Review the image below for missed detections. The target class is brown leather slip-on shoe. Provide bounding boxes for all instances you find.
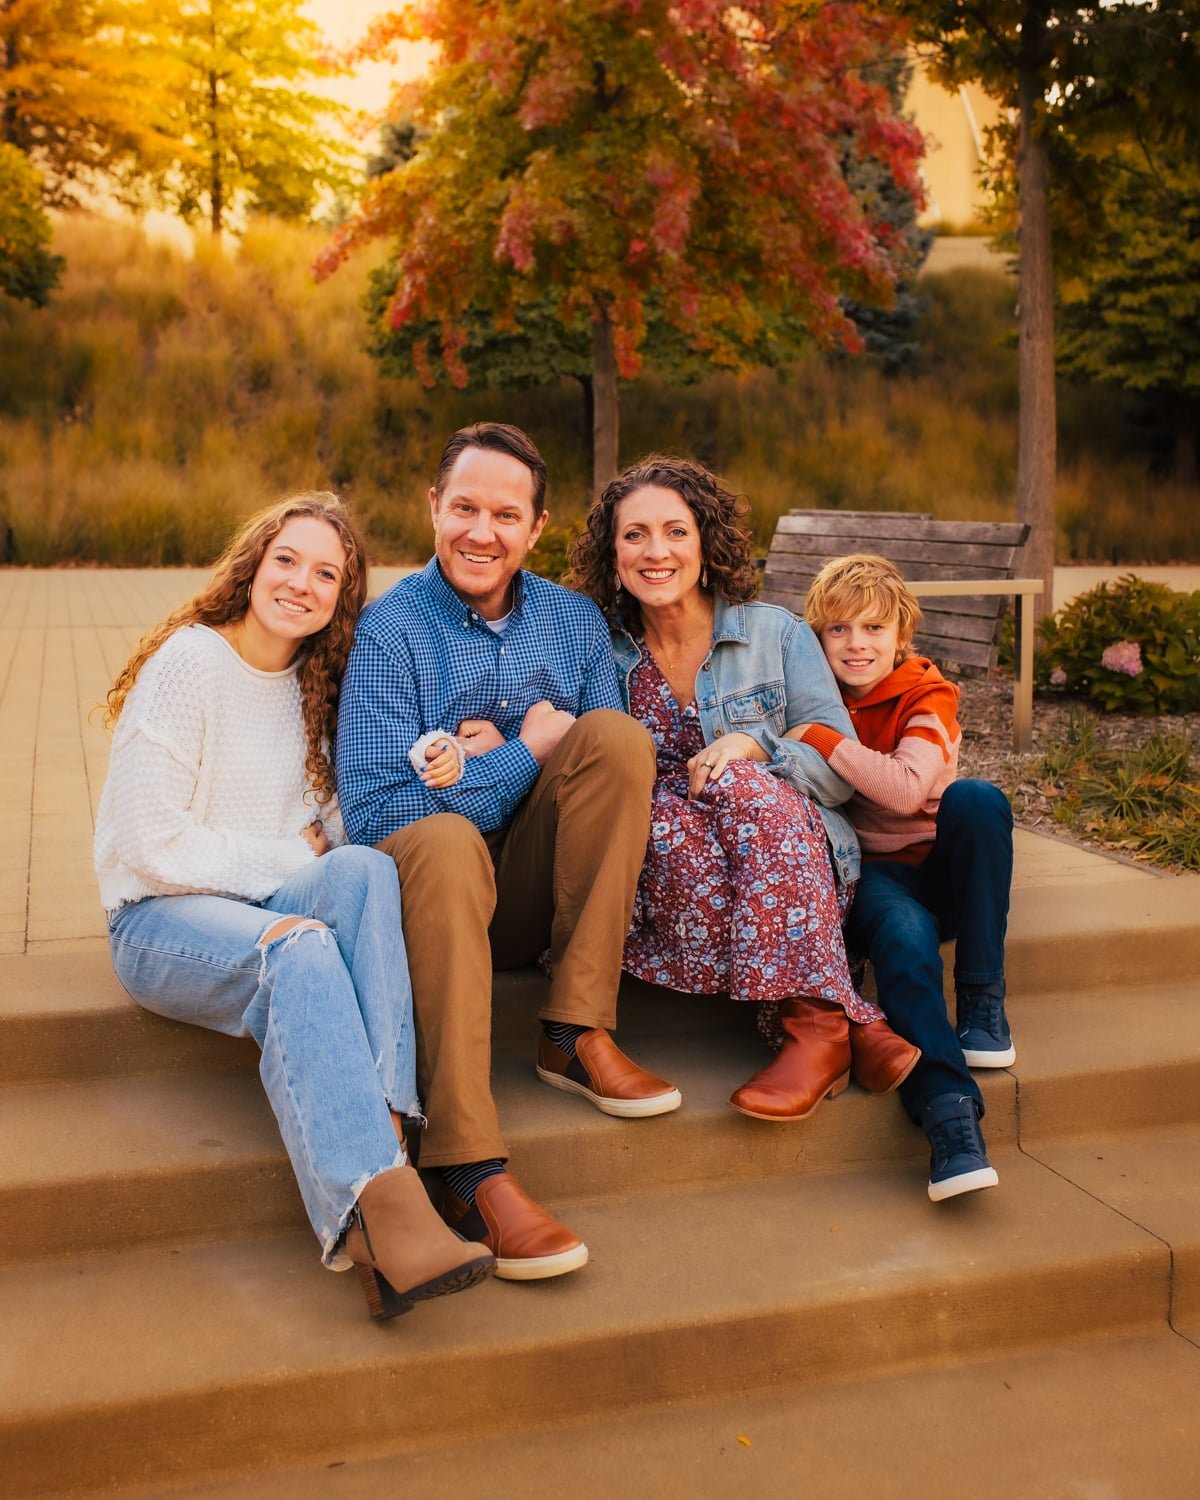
[442,1172,589,1281]
[536,1028,683,1118]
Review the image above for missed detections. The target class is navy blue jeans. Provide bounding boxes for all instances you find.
[844,779,1013,1123]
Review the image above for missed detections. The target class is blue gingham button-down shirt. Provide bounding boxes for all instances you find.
[336,559,623,843]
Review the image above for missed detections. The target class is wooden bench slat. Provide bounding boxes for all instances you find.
[764,561,1020,591]
[766,539,1023,571]
[778,514,1030,548]
[914,612,1001,645]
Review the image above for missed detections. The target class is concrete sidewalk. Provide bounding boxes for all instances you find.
[2,567,1184,960]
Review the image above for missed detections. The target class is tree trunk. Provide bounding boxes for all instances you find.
[591,309,619,496]
[1016,20,1056,625]
[2,15,21,147]
[578,372,595,477]
[1170,390,1199,487]
[208,68,222,236]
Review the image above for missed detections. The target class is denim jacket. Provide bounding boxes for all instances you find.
[611,596,861,885]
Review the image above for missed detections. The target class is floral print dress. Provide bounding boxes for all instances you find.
[623,654,881,1028]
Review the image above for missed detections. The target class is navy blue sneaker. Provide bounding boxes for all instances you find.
[956,987,1016,1068]
[920,1093,999,1202]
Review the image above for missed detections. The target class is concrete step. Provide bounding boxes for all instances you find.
[4,871,1198,1087]
[1029,1122,1200,1341]
[0,952,735,1089]
[153,1329,1200,1500]
[0,1035,1013,1264]
[5,980,1198,1265]
[0,1149,1174,1498]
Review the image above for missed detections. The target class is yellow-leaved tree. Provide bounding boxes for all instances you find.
[151,0,356,235]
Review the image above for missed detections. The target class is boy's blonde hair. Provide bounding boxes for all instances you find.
[804,553,922,660]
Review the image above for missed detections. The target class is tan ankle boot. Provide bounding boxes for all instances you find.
[343,1165,494,1320]
[729,997,851,1120]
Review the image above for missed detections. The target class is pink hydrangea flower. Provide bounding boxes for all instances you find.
[1049,667,1067,686]
[1100,640,1143,677]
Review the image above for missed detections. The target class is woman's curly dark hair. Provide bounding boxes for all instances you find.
[566,455,759,630]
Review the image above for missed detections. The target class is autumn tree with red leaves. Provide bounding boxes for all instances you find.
[319,0,924,491]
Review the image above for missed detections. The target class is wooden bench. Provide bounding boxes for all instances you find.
[760,510,1041,752]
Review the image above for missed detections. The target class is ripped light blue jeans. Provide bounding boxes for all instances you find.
[107,845,419,1266]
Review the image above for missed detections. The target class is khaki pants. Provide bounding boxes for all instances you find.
[376,709,655,1168]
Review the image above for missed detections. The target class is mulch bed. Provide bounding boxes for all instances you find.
[956,674,1199,868]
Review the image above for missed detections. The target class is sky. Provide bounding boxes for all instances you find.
[302,0,432,119]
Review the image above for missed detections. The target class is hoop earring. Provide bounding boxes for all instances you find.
[615,575,622,596]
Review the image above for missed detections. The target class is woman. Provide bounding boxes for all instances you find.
[567,457,920,1117]
[94,492,493,1319]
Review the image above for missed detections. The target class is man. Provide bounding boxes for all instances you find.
[337,422,677,1281]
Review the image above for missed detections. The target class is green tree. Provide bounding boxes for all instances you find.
[157,0,354,235]
[1057,159,1200,485]
[0,142,61,303]
[890,1,1200,616]
[320,0,924,492]
[841,54,932,372]
[0,0,177,202]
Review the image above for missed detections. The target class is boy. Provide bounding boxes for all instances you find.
[789,553,1015,1201]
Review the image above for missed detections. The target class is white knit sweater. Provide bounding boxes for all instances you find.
[94,625,345,913]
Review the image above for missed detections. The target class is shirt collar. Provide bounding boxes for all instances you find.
[420,557,528,627]
[711,595,748,645]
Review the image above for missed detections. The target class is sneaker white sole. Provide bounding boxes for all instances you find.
[961,1044,1016,1068]
[928,1165,999,1202]
[494,1241,590,1280]
[536,1064,683,1118]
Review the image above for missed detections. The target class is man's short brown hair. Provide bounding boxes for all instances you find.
[434,422,548,515]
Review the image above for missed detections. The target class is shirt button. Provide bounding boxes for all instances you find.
[500,700,508,708]
[499,646,505,655]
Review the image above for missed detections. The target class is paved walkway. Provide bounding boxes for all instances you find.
[1053,564,1200,612]
[4,567,1174,961]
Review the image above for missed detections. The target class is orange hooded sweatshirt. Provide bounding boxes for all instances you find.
[800,656,961,864]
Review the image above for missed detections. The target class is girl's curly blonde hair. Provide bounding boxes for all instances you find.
[566,454,758,630]
[102,492,368,803]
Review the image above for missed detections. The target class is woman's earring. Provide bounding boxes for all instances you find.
[701,564,709,588]
[615,575,622,596]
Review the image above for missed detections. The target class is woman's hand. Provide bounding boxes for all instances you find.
[687,732,768,798]
[420,736,463,789]
[302,820,331,856]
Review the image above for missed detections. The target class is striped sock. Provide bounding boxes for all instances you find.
[543,1020,590,1059]
[441,1159,505,1207]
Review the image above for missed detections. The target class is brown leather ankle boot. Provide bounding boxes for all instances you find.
[343,1165,494,1320]
[849,1019,922,1094]
[729,997,852,1120]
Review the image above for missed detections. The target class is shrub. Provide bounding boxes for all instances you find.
[1036,576,1200,714]
[1032,719,1200,874]
[524,519,583,584]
